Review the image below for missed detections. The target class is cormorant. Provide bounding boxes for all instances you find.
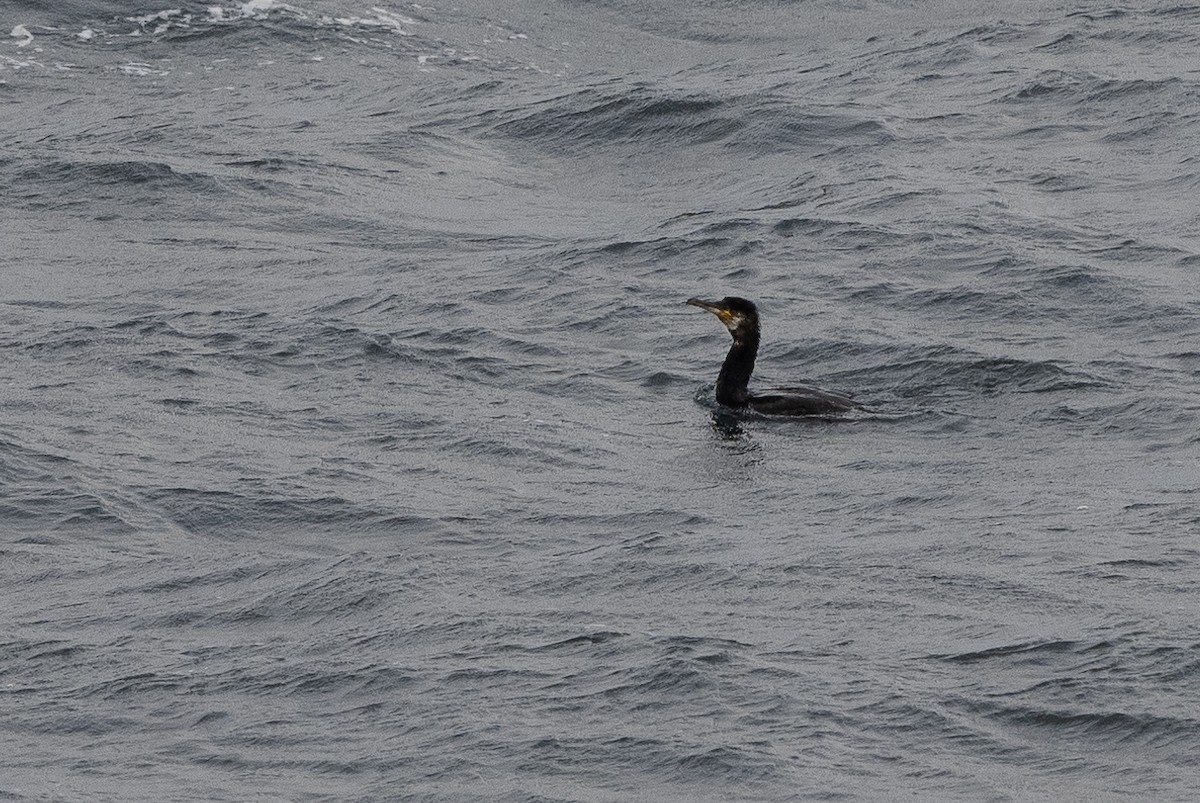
[686,296,859,416]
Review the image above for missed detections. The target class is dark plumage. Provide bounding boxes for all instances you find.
[686,296,859,416]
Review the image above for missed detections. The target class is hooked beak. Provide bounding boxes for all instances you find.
[686,297,732,322]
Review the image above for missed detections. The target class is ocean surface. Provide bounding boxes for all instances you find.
[3,0,1200,800]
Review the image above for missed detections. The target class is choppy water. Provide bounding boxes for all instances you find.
[3,1,1200,800]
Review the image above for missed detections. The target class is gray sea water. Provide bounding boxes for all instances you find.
[3,1,1200,800]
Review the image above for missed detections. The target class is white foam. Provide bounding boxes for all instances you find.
[332,8,416,36]
[77,29,95,41]
[106,1,426,44]
[128,10,181,26]
[11,25,34,47]
[1,54,41,70]
[119,62,169,76]
[372,7,418,26]
[241,0,276,14]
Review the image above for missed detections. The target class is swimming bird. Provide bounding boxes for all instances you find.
[686,296,859,416]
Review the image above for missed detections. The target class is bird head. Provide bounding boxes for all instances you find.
[686,296,759,338]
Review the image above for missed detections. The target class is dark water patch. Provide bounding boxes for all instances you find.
[971,700,1200,750]
[1091,20,1200,48]
[71,310,415,379]
[221,157,289,171]
[220,565,397,623]
[1012,262,1108,291]
[334,663,422,696]
[689,217,762,237]
[17,324,104,354]
[18,159,222,197]
[770,216,923,250]
[1002,72,1189,139]
[0,487,138,536]
[0,438,77,480]
[108,560,284,596]
[1068,234,1183,263]
[75,670,193,701]
[598,357,674,384]
[1035,32,1081,52]
[393,324,498,350]
[1000,71,1183,105]
[1064,8,1130,23]
[520,508,708,541]
[1084,77,1184,104]
[903,354,1102,396]
[1005,122,1097,140]
[2,639,87,665]
[443,666,553,689]
[3,299,74,311]
[177,659,430,700]
[526,558,745,599]
[1098,111,1184,144]
[661,634,752,654]
[846,281,1025,320]
[858,695,1007,757]
[566,215,907,278]
[140,487,430,538]
[841,189,938,215]
[489,86,738,152]
[512,732,787,796]
[533,631,629,651]
[643,369,689,388]
[111,315,191,337]
[934,639,1097,665]
[310,294,387,317]
[768,339,1106,399]
[1142,645,1200,684]
[586,656,714,702]
[1087,395,1200,438]
[482,83,892,158]
[737,107,894,153]
[13,708,140,738]
[1004,70,1087,102]
[1027,172,1092,193]
[585,235,746,265]
[1097,558,1185,569]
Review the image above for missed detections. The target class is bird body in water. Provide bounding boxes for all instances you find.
[686,296,859,416]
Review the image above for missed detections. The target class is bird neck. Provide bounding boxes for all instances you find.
[716,328,758,407]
